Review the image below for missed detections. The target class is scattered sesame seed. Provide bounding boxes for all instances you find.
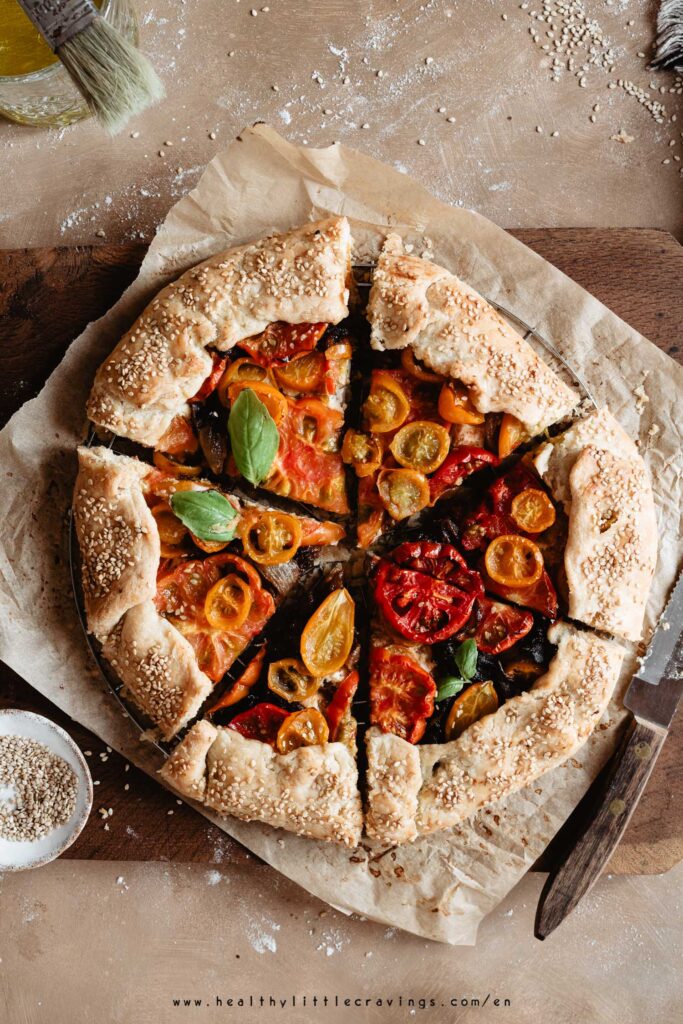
[208,131,216,140]
[417,138,426,145]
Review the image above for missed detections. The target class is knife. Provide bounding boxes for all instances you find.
[535,570,683,940]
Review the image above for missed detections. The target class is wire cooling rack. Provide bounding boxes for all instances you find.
[69,263,596,752]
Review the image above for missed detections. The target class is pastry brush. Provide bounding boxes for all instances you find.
[16,0,165,133]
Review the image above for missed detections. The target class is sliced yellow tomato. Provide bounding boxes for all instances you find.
[326,340,353,361]
[152,451,202,478]
[510,488,556,534]
[484,534,544,588]
[377,468,430,521]
[276,707,330,753]
[503,659,544,686]
[289,397,343,447]
[445,681,499,740]
[498,413,528,458]
[363,371,410,433]
[437,382,485,425]
[273,350,327,393]
[267,658,319,702]
[341,429,383,478]
[400,346,443,383]
[300,588,355,678]
[204,573,253,630]
[217,358,271,406]
[151,503,187,546]
[227,381,288,425]
[389,420,450,474]
[239,510,303,565]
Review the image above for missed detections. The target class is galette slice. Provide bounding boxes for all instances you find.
[87,216,351,449]
[73,446,344,740]
[348,234,580,545]
[364,539,625,844]
[455,408,657,642]
[159,571,363,846]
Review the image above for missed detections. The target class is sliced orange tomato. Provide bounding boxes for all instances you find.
[206,646,267,714]
[300,588,355,678]
[238,510,303,565]
[484,534,544,589]
[498,413,528,458]
[377,468,430,521]
[276,707,329,754]
[152,451,202,478]
[238,322,328,367]
[445,681,499,740]
[298,518,345,546]
[389,420,450,474]
[363,371,410,433]
[273,350,327,394]
[270,417,349,514]
[357,472,385,549]
[217,357,271,405]
[267,658,319,702]
[156,415,199,457]
[503,658,545,687]
[510,488,556,533]
[437,381,485,425]
[227,381,288,425]
[151,503,187,547]
[204,574,253,630]
[288,397,344,447]
[341,429,383,478]
[400,346,443,383]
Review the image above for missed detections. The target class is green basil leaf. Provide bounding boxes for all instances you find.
[435,677,465,703]
[228,388,280,486]
[169,489,238,542]
[454,638,478,680]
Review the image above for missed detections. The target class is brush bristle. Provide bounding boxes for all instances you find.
[57,16,165,134]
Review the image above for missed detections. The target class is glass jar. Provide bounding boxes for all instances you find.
[0,0,138,128]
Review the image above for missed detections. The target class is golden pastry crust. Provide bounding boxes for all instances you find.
[87,217,351,446]
[364,729,422,845]
[365,622,624,844]
[533,409,657,641]
[73,446,159,639]
[367,234,579,434]
[103,601,213,742]
[161,723,363,846]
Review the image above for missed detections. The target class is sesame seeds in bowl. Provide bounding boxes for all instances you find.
[0,710,93,872]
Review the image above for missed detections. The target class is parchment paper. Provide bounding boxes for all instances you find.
[0,125,681,945]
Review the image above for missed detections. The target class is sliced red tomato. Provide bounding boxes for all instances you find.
[369,648,436,744]
[228,703,289,747]
[238,322,327,366]
[389,541,484,596]
[155,554,275,683]
[460,510,515,552]
[471,597,533,655]
[268,412,349,514]
[325,670,359,742]
[192,352,228,402]
[429,447,500,504]
[489,464,540,515]
[461,464,544,551]
[483,569,558,619]
[373,560,480,644]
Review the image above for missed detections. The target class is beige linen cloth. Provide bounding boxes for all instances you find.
[0,125,681,944]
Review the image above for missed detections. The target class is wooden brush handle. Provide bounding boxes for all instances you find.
[535,717,667,940]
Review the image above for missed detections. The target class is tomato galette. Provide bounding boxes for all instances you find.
[74,217,657,848]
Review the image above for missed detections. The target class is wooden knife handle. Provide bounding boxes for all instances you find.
[535,718,666,940]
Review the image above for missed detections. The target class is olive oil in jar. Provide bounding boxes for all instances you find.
[0,0,103,77]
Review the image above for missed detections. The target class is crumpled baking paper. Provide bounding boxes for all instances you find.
[0,125,681,945]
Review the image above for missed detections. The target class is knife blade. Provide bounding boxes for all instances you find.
[624,569,683,730]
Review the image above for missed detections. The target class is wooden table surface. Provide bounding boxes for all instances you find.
[1,228,681,873]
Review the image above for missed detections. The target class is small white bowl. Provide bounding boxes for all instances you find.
[0,709,93,872]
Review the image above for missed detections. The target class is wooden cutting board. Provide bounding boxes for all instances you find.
[1,229,681,874]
